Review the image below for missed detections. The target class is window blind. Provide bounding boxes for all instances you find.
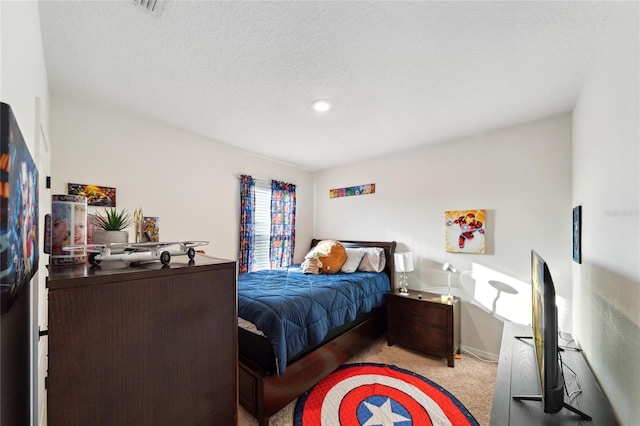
[253,182,271,271]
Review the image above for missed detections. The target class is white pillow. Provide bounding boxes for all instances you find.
[341,248,366,273]
[358,247,386,273]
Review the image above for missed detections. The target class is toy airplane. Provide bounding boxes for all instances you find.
[62,241,209,266]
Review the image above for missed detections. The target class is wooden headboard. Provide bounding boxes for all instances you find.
[310,239,397,290]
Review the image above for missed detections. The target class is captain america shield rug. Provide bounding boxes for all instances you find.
[294,363,479,426]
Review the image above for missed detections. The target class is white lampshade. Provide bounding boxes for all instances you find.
[394,252,414,273]
[442,262,457,274]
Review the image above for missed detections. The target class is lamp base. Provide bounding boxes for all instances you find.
[441,294,454,303]
[398,271,410,295]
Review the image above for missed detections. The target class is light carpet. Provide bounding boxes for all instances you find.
[238,337,497,426]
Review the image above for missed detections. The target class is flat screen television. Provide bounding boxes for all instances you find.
[530,249,564,413]
[514,250,590,420]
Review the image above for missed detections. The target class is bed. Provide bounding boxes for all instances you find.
[237,239,397,426]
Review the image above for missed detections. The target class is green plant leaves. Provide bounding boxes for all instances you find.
[95,208,133,231]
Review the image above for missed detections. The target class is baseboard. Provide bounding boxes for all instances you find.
[460,345,499,362]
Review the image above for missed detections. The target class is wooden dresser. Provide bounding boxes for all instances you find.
[47,254,237,426]
[387,289,460,367]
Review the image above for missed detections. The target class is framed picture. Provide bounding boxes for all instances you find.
[143,217,160,242]
[445,209,486,253]
[573,206,582,264]
[329,183,375,199]
[67,183,116,207]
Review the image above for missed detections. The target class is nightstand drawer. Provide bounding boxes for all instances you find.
[392,301,448,327]
[390,322,448,352]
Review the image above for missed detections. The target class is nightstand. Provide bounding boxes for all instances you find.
[387,289,461,367]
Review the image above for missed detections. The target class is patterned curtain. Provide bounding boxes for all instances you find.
[269,180,296,269]
[238,175,255,274]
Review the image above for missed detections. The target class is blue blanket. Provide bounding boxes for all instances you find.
[238,265,390,375]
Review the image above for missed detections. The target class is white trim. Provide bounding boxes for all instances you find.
[461,345,499,363]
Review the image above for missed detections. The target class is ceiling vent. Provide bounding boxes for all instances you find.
[132,0,165,17]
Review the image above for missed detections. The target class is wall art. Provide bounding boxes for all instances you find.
[142,217,160,242]
[67,182,116,207]
[573,205,581,264]
[329,183,375,199]
[445,209,486,253]
[1,103,39,314]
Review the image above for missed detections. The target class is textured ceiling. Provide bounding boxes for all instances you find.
[38,1,617,171]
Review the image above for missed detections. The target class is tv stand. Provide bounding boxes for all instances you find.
[490,322,619,425]
[511,333,591,421]
[512,395,591,421]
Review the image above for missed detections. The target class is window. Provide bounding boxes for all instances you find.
[253,182,271,271]
[238,176,296,274]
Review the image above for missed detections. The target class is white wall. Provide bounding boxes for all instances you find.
[50,99,314,264]
[1,1,51,425]
[314,114,573,357]
[572,3,639,424]
[21,1,638,423]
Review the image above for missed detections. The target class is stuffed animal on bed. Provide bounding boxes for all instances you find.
[314,240,347,274]
[301,251,323,274]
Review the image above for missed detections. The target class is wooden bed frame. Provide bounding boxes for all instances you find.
[238,239,397,426]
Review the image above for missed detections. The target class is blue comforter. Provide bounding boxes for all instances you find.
[238,265,390,375]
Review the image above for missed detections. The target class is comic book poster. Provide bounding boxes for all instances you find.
[445,209,486,253]
[329,183,375,199]
[1,103,39,314]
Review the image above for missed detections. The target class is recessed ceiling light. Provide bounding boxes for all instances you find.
[311,99,332,113]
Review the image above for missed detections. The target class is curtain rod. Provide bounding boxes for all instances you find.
[235,174,295,185]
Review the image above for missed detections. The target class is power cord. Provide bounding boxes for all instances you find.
[559,351,583,399]
[558,330,583,352]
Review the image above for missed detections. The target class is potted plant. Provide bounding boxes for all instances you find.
[92,207,133,244]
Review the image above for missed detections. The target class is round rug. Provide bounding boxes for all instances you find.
[294,363,479,426]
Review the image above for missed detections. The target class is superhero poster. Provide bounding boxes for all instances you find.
[445,209,486,254]
[1,103,39,314]
[329,183,375,199]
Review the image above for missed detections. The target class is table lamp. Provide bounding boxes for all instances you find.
[394,252,414,295]
[442,262,457,299]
